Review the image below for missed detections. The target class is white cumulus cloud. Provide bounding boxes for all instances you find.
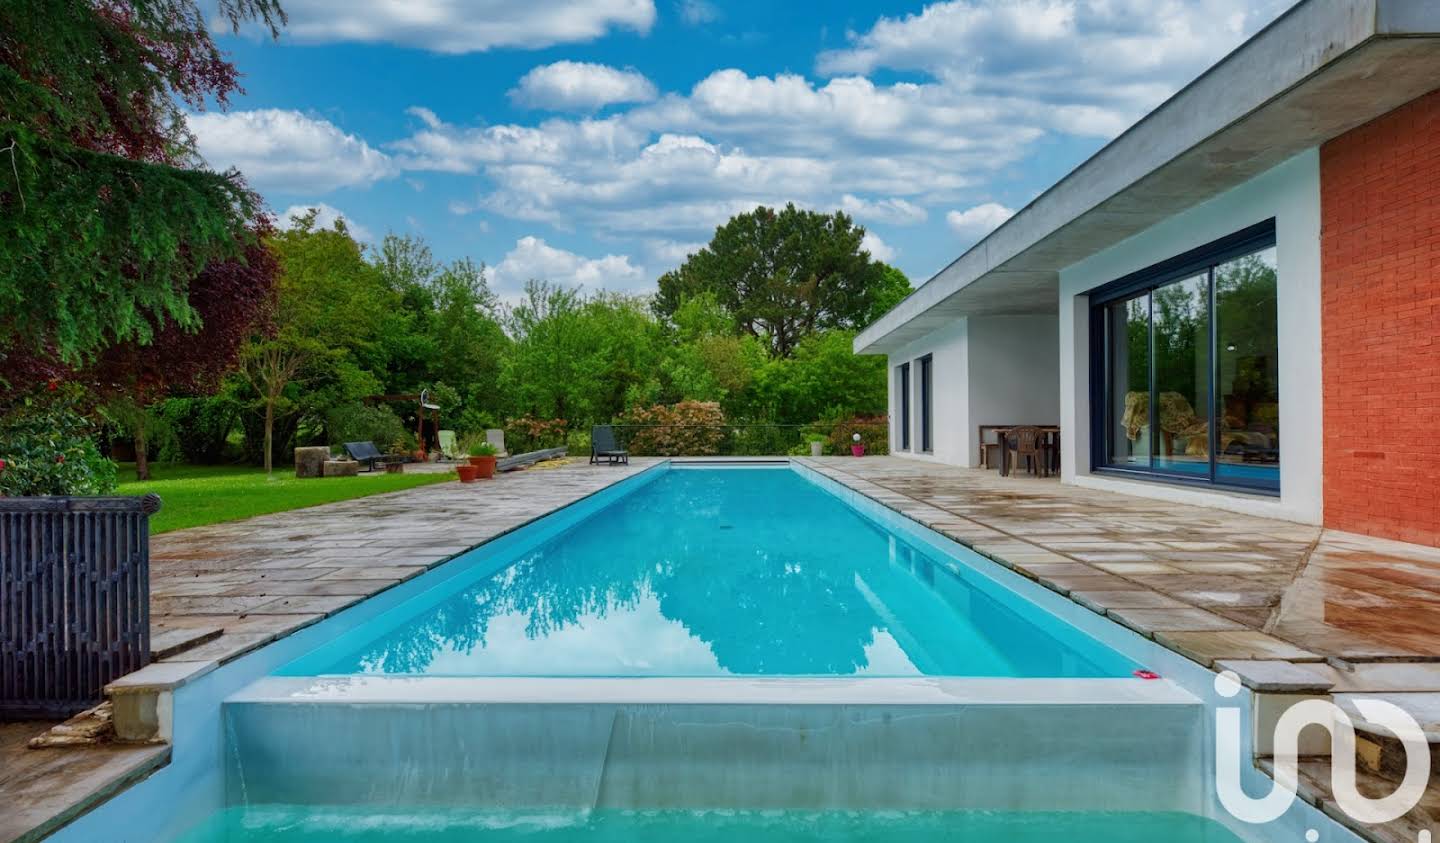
[510,61,658,111]
[279,203,374,242]
[675,0,719,25]
[189,109,393,194]
[840,194,927,225]
[817,0,1290,137]
[861,231,897,263]
[491,236,646,291]
[278,0,656,54]
[946,202,1014,238]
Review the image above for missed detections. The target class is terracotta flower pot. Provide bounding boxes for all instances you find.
[851,444,865,457]
[468,455,497,479]
[456,464,479,483]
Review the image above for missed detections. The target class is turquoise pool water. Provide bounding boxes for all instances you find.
[280,466,1137,678]
[176,807,1244,842]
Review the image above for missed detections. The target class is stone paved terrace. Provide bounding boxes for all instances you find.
[6,455,1440,842]
[799,457,1440,664]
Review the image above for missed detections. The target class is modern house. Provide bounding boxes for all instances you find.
[856,0,1440,547]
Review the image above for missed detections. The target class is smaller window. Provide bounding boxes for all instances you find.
[897,363,911,451]
[919,355,933,453]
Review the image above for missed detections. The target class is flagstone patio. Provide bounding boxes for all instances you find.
[5,454,1440,843]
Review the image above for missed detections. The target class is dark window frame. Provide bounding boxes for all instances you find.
[897,362,911,451]
[1088,219,1279,496]
[918,354,933,453]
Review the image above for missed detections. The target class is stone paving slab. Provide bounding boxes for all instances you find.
[800,458,1440,673]
[0,722,169,843]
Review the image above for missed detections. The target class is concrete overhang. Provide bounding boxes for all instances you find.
[855,0,1440,356]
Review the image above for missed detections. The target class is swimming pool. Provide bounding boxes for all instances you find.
[57,461,1356,843]
[278,465,1139,679]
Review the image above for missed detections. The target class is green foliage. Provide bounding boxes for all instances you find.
[829,417,890,456]
[501,281,662,424]
[468,441,498,457]
[153,397,240,464]
[655,204,898,358]
[324,403,409,449]
[505,415,569,452]
[865,263,914,326]
[620,401,726,456]
[0,0,284,363]
[0,389,117,495]
[749,330,888,425]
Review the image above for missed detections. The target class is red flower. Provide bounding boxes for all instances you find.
[47,381,58,391]
[0,458,6,472]
[55,454,65,464]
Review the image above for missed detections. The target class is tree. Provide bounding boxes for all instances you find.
[865,263,913,326]
[88,237,280,479]
[500,281,662,424]
[655,204,892,358]
[0,0,285,364]
[238,337,316,475]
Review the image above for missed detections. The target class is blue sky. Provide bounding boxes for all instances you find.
[197,0,1291,299]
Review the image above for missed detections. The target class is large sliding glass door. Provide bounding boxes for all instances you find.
[1091,221,1280,493]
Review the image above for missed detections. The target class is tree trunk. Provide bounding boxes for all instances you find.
[133,418,150,482]
[263,399,274,476]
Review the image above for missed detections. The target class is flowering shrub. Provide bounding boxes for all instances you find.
[620,401,725,456]
[505,415,568,452]
[827,416,890,456]
[0,391,117,496]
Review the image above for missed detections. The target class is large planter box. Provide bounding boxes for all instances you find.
[0,494,160,720]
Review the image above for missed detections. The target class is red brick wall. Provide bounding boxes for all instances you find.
[1320,90,1440,546]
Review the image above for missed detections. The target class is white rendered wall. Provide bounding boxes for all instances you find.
[886,315,1059,468]
[1059,149,1323,524]
[888,319,969,464]
[966,316,1062,466]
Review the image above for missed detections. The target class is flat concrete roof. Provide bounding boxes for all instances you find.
[855,0,1440,355]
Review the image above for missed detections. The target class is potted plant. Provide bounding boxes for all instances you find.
[468,441,498,479]
[851,432,865,457]
[806,433,826,458]
[456,463,479,483]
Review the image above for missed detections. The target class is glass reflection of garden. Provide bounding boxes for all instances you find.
[1106,248,1280,488]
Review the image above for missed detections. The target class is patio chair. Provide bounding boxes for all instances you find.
[436,430,461,461]
[590,425,629,466]
[485,428,509,458]
[1003,426,1049,478]
[343,441,401,472]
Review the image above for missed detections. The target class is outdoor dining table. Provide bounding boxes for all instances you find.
[980,425,1061,477]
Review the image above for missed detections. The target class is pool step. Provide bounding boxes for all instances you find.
[222,676,1204,813]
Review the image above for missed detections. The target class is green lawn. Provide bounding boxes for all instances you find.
[118,463,455,534]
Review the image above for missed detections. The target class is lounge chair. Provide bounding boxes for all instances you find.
[437,430,461,461]
[590,425,629,465]
[343,441,402,472]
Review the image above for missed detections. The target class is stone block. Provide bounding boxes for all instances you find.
[323,459,360,477]
[294,446,330,478]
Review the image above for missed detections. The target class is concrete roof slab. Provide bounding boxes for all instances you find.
[856,0,1440,355]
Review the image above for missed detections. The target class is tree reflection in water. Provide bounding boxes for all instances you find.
[323,469,1123,678]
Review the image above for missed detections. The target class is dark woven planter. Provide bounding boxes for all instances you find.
[0,494,161,720]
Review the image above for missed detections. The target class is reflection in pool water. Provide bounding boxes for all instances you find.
[301,468,1135,678]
